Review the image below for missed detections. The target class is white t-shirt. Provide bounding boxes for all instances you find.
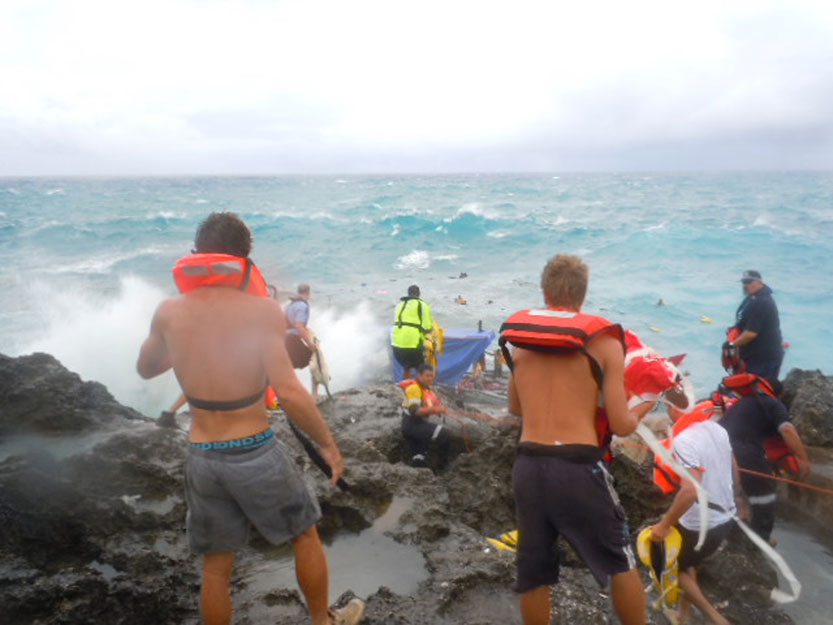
[672,420,736,530]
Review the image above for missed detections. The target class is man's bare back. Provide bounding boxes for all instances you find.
[138,284,342,479]
[508,328,636,446]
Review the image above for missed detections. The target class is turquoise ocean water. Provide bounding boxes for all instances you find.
[1,172,831,415]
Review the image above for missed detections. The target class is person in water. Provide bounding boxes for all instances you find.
[392,285,434,380]
[400,363,451,471]
[650,404,747,625]
[137,212,363,625]
[729,270,784,380]
[505,254,646,625]
[719,379,810,543]
[285,283,322,395]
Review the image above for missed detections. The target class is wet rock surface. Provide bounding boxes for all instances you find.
[0,353,800,624]
[782,368,833,447]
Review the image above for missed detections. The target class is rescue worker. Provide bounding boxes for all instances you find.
[719,379,810,543]
[729,270,784,380]
[392,285,434,380]
[285,283,316,371]
[400,363,450,471]
[650,403,747,625]
[137,212,363,625]
[503,254,646,625]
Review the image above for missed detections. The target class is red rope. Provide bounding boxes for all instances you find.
[615,438,833,497]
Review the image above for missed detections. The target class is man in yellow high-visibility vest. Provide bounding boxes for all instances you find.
[392,285,434,380]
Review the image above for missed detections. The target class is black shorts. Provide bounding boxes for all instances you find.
[676,520,733,570]
[286,333,312,369]
[393,345,424,370]
[512,444,636,593]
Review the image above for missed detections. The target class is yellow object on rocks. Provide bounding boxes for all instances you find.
[637,526,681,609]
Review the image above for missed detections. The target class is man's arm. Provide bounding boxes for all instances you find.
[137,303,173,379]
[779,423,811,478]
[262,301,343,483]
[731,329,758,347]
[597,335,637,436]
[650,467,699,541]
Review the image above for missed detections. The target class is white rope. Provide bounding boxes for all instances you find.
[635,422,802,603]
[636,422,710,551]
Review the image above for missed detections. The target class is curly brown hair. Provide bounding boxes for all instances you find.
[540,254,588,310]
[194,212,252,257]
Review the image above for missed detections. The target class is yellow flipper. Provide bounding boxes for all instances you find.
[636,526,681,609]
[486,529,519,552]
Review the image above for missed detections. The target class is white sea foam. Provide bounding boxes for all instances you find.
[391,224,401,237]
[18,276,180,415]
[753,213,771,227]
[46,188,65,196]
[194,199,209,204]
[147,211,186,219]
[395,250,430,270]
[486,230,509,239]
[454,202,493,219]
[5,188,20,195]
[644,221,667,232]
[55,246,165,274]
[433,254,459,261]
[306,303,389,392]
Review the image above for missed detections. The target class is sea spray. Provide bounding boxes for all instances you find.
[20,275,180,415]
[306,302,390,393]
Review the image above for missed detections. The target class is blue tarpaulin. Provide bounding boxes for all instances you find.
[390,327,496,386]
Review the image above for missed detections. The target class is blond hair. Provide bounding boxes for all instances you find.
[540,254,588,310]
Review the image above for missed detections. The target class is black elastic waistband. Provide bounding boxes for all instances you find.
[517,442,604,463]
[185,384,267,412]
[190,428,274,453]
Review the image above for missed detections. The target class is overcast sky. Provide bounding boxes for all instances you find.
[1,0,832,175]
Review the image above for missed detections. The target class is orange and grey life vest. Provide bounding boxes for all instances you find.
[718,372,800,475]
[653,400,717,494]
[399,378,440,410]
[171,252,274,411]
[499,308,625,454]
[173,253,268,297]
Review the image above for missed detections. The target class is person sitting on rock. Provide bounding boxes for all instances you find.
[400,363,450,471]
[650,403,748,625]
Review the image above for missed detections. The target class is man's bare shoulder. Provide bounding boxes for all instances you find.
[586,331,624,360]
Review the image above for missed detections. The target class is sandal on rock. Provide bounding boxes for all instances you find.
[329,598,365,625]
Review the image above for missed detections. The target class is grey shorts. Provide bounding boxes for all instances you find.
[185,438,321,554]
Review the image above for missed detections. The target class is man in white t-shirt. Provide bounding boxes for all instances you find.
[650,410,748,625]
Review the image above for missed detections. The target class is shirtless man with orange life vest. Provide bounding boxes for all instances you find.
[137,213,363,625]
[502,254,648,625]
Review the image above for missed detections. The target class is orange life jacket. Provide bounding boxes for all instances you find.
[719,372,800,475]
[172,252,274,407]
[653,400,717,494]
[173,253,268,297]
[399,379,440,408]
[499,308,625,456]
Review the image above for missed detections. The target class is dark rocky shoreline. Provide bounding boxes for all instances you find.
[3,353,830,624]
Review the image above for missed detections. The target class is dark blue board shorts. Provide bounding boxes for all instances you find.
[512,443,636,593]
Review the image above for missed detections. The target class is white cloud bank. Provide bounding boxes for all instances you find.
[1,0,832,174]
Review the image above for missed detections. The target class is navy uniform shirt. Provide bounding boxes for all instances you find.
[719,394,790,456]
[735,285,782,362]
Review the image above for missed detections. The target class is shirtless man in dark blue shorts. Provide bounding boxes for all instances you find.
[505,254,646,625]
[137,213,363,625]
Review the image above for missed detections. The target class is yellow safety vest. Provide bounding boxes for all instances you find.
[392,298,433,348]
